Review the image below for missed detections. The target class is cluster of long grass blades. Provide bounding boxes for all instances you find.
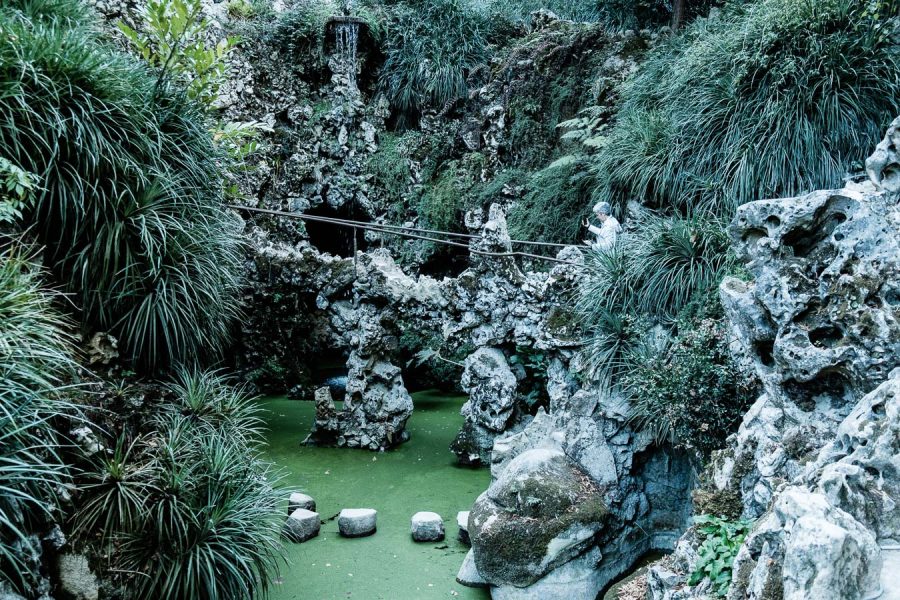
[0,0,243,372]
[0,243,76,593]
[591,0,900,216]
[71,370,281,599]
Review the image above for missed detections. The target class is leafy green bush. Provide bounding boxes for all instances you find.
[592,0,900,216]
[380,0,489,123]
[0,159,38,225]
[0,0,243,371]
[73,370,281,600]
[118,0,237,108]
[689,515,752,597]
[508,157,593,244]
[0,243,75,593]
[624,316,758,454]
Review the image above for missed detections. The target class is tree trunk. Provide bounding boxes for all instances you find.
[672,0,686,31]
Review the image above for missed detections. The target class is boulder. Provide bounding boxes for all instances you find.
[55,553,98,600]
[410,512,445,542]
[287,492,316,514]
[338,508,377,538]
[469,449,608,587]
[283,508,321,543]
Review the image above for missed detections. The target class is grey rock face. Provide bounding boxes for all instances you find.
[728,488,881,600]
[338,508,377,538]
[713,180,900,518]
[867,115,900,193]
[410,512,445,542]
[460,348,518,432]
[649,120,900,600]
[283,508,321,543]
[55,553,98,600]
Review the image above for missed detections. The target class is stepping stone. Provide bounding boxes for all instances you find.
[283,508,320,543]
[457,510,470,545]
[338,508,377,538]
[457,548,488,588]
[411,511,445,542]
[288,492,316,514]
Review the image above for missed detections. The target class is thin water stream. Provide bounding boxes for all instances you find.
[260,391,492,600]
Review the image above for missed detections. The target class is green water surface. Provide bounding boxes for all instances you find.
[260,391,492,600]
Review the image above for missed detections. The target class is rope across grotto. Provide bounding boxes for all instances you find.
[228,205,587,266]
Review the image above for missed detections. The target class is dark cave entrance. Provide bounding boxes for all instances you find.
[305,203,370,258]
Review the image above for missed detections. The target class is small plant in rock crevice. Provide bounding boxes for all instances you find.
[689,514,753,597]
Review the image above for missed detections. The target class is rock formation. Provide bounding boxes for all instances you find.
[648,118,900,600]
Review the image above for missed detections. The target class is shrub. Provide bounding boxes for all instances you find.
[117,0,237,108]
[380,0,489,123]
[624,316,758,454]
[73,370,281,599]
[0,243,75,593]
[592,0,900,216]
[0,0,244,371]
[578,211,733,324]
[508,157,594,244]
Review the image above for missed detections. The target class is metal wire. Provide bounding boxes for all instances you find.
[229,205,587,267]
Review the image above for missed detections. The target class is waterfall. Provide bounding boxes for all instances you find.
[334,21,359,90]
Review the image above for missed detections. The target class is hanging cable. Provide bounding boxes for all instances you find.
[229,205,587,267]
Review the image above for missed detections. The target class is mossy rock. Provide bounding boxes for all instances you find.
[470,449,608,586]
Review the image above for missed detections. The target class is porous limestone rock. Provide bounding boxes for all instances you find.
[55,553,98,600]
[727,488,881,600]
[410,512,445,542]
[338,508,377,538]
[283,508,321,543]
[714,177,900,518]
[649,120,900,600]
[867,114,900,193]
[450,348,519,465]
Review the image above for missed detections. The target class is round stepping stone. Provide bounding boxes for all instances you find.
[283,508,320,543]
[287,492,316,514]
[338,508,377,538]
[411,511,445,542]
[457,510,470,545]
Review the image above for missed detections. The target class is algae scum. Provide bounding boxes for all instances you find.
[261,392,491,600]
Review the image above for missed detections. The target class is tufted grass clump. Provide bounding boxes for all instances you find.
[72,369,282,600]
[380,0,489,124]
[0,243,76,593]
[0,0,244,372]
[591,0,900,217]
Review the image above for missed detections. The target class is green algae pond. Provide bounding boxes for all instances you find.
[260,391,492,600]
